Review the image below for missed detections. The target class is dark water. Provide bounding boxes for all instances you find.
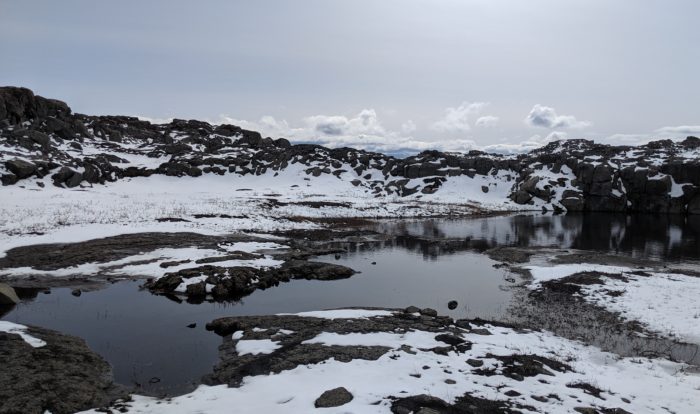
[374,213,700,262]
[2,247,513,395]
[2,213,699,396]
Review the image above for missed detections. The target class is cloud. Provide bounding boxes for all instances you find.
[431,102,488,133]
[525,104,591,129]
[655,125,700,135]
[475,115,499,128]
[483,132,568,154]
[304,109,386,137]
[401,120,417,134]
[213,109,478,156]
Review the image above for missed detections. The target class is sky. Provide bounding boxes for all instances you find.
[1,0,699,155]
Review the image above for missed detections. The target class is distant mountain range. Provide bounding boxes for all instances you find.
[1,86,699,214]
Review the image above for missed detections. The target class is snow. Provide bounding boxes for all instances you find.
[77,315,700,414]
[0,242,286,280]
[525,264,700,344]
[278,309,395,319]
[303,331,442,348]
[580,272,700,343]
[525,264,638,287]
[0,171,494,260]
[236,339,282,356]
[0,321,46,348]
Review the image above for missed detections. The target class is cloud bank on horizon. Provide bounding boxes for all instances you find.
[1,0,698,156]
[148,103,696,156]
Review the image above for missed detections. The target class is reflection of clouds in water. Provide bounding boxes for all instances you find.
[668,225,682,250]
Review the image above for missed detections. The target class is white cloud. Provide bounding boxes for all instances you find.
[212,109,477,155]
[483,132,568,154]
[304,109,385,137]
[431,102,488,133]
[525,104,591,129]
[475,115,499,128]
[655,125,700,135]
[401,120,417,134]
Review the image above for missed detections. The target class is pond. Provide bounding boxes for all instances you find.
[2,213,699,396]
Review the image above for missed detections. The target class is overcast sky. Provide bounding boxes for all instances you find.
[2,0,699,154]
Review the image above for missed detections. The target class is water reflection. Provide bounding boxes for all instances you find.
[373,213,700,261]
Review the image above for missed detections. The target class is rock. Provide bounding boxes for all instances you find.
[187,323,197,329]
[404,306,421,314]
[28,130,50,147]
[0,283,20,304]
[71,289,81,297]
[420,308,438,317]
[186,282,207,297]
[592,165,613,182]
[434,333,466,346]
[1,173,18,186]
[447,300,458,310]
[5,159,36,179]
[314,387,354,408]
[0,324,121,414]
[466,359,484,367]
[51,166,76,186]
[512,190,533,204]
[65,171,83,187]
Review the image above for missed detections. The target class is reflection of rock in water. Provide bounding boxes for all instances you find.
[373,213,700,261]
[0,304,15,319]
[505,286,700,366]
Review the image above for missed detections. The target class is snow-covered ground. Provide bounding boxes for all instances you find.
[76,309,700,414]
[526,263,700,344]
[0,241,285,283]
[0,169,504,259]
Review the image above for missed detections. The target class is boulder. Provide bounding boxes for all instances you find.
[592,165,613,183]
[5,159,36,179]
[0,283,20,305]
[314,387,354,408]
[512,190,533,204]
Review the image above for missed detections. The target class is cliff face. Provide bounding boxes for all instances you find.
[1,86,699,214]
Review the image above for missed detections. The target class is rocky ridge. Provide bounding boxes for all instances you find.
[2,86,699,214]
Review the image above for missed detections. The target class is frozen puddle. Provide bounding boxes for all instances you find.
[78,308,700,414]
[526,264,700,344]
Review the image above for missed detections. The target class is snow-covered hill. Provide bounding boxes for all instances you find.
[2,86,699,214]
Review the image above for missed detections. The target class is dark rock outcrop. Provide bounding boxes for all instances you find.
[0,324,122,414]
